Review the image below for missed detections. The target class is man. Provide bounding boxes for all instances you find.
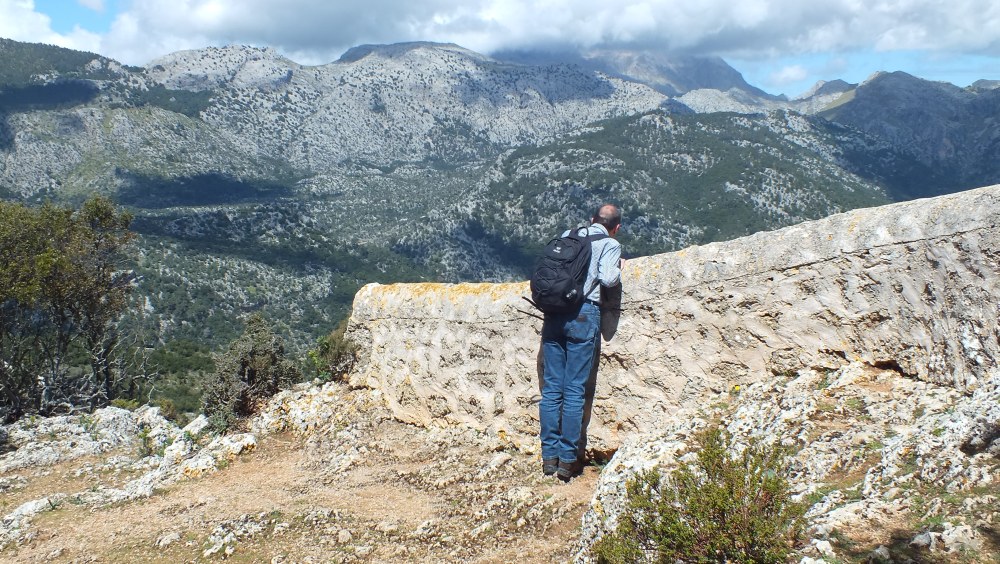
[540,203,623,480]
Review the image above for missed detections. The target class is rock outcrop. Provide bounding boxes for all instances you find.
[346,184,1000,560]
[0,407,255,548]
[346,184,1000,453]
[577,358,999,560]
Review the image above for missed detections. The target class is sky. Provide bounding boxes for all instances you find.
[1,0,998,98]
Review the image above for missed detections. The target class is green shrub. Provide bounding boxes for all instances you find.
[0,197,138,423]
[307,316,358,382]
[201,314,299,432]
[593,425,805,563]
[137,426,154,458]
[154,398,178,421]
[110,398,140,410]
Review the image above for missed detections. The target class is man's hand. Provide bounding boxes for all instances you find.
[620,257,627,268]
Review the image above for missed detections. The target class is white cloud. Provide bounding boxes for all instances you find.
[5,0,1000,70]
[145,1,994,59]
[0,0,102,53]
[769,64,809,86]
[0,0,56,41]
[78,0,104,11]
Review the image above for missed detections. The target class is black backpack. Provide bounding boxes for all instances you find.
[528,227,607,314]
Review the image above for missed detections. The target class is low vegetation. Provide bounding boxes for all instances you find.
[201,314,300,432]
[307,317,358,383]
[593,425,805,563]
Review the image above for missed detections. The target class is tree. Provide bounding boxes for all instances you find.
[73,197,138,404]
[201,314,299,432]
[0,202,46,420]
[0,197,137,422]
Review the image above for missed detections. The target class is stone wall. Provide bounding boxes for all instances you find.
[345,184,1000,453]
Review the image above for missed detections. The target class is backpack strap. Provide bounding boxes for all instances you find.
[574,225,608,243]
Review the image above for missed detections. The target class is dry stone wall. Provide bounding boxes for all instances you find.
[345,184,1000,453]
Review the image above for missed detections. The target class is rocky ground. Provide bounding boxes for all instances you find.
[3,365,999,563]
[0,384,599,563]
[581,362,1000,563]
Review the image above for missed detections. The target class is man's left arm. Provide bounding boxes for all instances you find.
[598,242,622,288]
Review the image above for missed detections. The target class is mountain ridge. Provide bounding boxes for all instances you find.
[1,37,998,352]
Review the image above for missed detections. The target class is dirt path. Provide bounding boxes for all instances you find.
[1,391,600,563]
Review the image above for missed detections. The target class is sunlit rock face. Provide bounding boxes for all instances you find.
[346,184,1000,453]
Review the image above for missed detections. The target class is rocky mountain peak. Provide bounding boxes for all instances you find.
[336,41,487,64]
[492,47,772,99]
[971,79,1000,91]
[182,39,667,168]
[588,48,777,99]
[859,70,967,96]
[794,78,856,100]
[854,70,969,105]
[146,44,296,91]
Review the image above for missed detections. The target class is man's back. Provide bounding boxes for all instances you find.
[563,224,622,304]
[538,204,623,481]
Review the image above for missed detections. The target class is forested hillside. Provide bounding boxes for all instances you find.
[1,38,998,418]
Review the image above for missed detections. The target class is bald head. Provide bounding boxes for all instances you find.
[592,204,622,234]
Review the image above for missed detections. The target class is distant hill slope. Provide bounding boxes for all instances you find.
[394,110,895,281]
[0,37,127,84]
[493,48,775,99]
[1,37,997,351]
[820,71,1000,198]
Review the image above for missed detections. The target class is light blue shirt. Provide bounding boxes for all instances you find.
[562,224,622,304]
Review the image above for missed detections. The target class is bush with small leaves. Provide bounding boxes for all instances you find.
[110,398,140,411]
[307,317,358,383]
[155,398,178,421]
[0,197,139,423]
[593,425,805,563]
[201,314,299,432]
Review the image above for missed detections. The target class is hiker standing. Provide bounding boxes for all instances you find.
[534,204,623,480]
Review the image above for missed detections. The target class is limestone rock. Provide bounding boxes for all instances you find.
[346,184,1000,453]
[180,434,257,478]
[182,414,210,437]
[0,405,260,547]
[939,523,983,553]
[0,406,176,473]
[574,363,1000,559]
[155,531,181,548]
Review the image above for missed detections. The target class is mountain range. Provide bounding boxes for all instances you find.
[1,37,999,351]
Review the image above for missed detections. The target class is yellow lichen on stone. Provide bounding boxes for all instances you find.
[362,281,528,309]
[846,215,862,234]
[624,258,660,280]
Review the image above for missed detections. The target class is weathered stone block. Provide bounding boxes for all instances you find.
[346,184,1000,452]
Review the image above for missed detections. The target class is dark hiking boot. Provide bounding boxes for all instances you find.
[557,459,581,481]
[542,458,558,476]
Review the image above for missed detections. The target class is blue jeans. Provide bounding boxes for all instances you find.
[539,302,600,463]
